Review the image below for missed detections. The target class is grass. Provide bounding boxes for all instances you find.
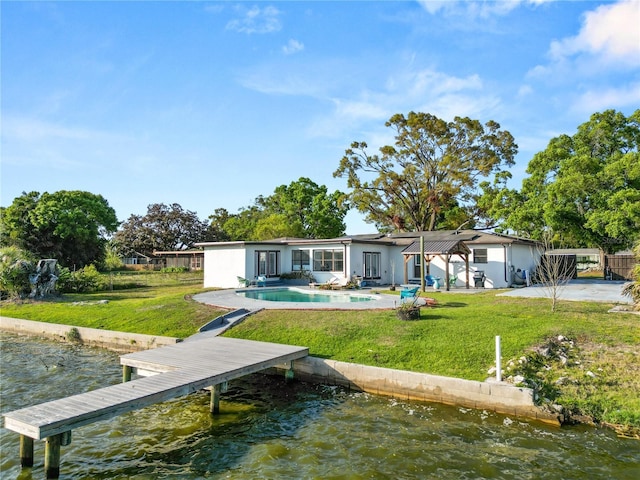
[0,283,227,339]
[1,275,638,433]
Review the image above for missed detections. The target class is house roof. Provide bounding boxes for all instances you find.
[401,239,471,256]
[195,229,540,248]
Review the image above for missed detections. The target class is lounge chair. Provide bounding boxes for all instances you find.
[330,277,350,289]
[256,275,267,287]
[237,276,250,287]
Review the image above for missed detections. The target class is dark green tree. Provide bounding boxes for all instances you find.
[218,178,349,241]
[1,191,119,268]
[481,109,640,252]
[113,203,208,257]
[334,112,517,232]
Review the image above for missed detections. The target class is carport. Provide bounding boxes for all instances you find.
[401,239,471,291]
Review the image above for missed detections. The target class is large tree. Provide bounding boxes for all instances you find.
[333,112,517,232]
[0,191,119,268]
[257,177,349,239]
[114,203,209,257]
[481,109,640,252]
[217,178,349,241]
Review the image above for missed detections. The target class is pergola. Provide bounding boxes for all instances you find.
[401,239,471,291]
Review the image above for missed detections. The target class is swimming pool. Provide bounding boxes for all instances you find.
[238,287,375,303]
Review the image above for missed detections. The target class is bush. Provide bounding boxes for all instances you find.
[0,247,36,299]
[57,264,106,293]
[160,267,189,273]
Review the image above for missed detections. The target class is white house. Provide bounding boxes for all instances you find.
[196,230,542,290]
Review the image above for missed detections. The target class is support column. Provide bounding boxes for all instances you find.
[45,434,62,479]
[210,384,221,414]
[285,361,295,382]
[122,365,132,383]
[19,435,34,468]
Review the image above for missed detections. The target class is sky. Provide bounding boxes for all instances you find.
[2,0,639,235]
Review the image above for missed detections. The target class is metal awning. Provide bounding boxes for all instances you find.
[401,239,471,256]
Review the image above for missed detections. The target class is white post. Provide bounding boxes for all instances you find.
[495,335,502,382]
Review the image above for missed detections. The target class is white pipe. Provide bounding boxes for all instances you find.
[495,335,502,382]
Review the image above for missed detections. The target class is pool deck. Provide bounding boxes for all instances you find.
[193,286,403,310]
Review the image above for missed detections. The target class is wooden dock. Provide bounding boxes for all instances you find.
[2,336,308,478]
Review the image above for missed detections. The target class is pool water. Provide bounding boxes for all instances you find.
[238,287,374,303]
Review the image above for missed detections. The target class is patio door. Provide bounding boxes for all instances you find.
[363,252,381,279]
[256,250,280,277]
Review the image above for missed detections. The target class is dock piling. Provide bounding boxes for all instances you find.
[19,435,34,467]
[210,383,221,414]
[45,434,62,479]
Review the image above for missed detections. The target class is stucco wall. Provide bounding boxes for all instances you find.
[203,245,249,288]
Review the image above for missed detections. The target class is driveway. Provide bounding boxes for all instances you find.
[496,279,633,304]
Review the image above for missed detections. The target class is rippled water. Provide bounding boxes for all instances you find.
[1,333,639,479]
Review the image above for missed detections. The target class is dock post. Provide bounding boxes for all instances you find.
[19,435,34,467]
[45,434,62,479]
[285,361,295,382]
[122,365,132,383]
[210,384,221,414]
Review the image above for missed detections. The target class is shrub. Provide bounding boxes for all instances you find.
[57,264,106,293]
[0,247,36,299]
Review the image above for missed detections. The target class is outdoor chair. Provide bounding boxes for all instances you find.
[449,276,457,288]
[425,275,441,287]
[256,275,267,287]
[400,286,419,302]
[237,276,250,287]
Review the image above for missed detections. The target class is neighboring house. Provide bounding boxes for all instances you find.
[195,230,542,289]
[153,250,204,271]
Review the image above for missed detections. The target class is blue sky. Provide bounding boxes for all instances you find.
[2,0,639,234]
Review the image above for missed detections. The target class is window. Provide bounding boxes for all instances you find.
[363,252,381,279]
[473,248,488,264]
[255,250,280,277]
[191,256,202,270]
[313,249,344,272]
[292,250,311,271]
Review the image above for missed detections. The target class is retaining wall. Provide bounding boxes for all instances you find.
[0,317,181,353]
[273,356,561,425]
[1,317,561,424]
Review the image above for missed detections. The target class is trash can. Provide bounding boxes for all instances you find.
[473,271,486,288]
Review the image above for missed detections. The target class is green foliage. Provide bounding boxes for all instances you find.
[0,247,36,299]
[160,266,189,273]
[482,109,640,251]
[622,238,640,309]
[67,327,81,343]
[334,112,517,232]
[113,203,208,258]
[216,178,349,241]
[103,241,124,271]
[57,265,106,293]
[1,191,119,268]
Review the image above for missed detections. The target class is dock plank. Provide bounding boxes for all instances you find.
[2,337,308,440]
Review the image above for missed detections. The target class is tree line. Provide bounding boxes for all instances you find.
[2,108,638,274]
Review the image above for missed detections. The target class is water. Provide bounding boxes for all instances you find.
[238,288,374,303]
[1,334,639,479]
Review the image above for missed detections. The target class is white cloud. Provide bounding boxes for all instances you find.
[283,39,304,55]
[549,0,640,67]
[417,0,555,17]
[226,5,282,34]
[572,82,640,114]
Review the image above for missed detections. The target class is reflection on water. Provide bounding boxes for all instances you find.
[1,333,639,479]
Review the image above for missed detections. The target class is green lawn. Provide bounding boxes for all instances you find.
[1,278,638,433]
